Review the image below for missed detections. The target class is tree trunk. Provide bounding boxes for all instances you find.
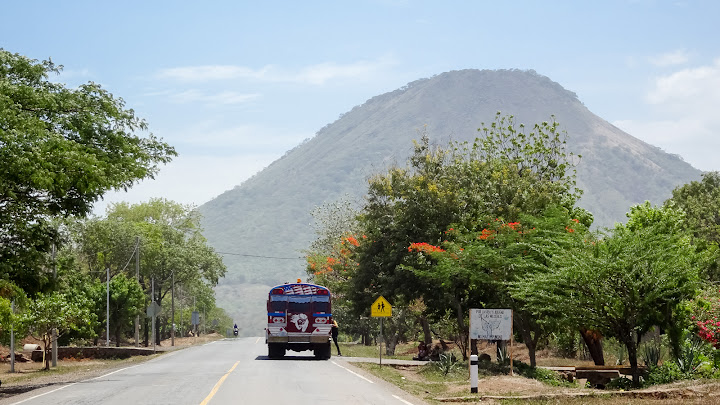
[454,302,468,361]
[470,339,478,356]
[625,338,640,386]
[516,313,538,368]
[155,319,162,345]
[579,328,605,366]
[143,317,149,347]
[44,337,50,370]
[523,332,537,368]
[420,316,432,345]
[386,335,398,355]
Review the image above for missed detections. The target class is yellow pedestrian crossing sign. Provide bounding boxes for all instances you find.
[371,296,392,317]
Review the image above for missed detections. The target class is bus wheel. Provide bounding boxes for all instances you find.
[268,343,285,359]
[314,342,331,360]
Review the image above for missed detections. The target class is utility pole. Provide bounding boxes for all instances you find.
[171,270,175,346]
[151,277,156,353]
[106,267,110,348]
[135,236,140,347]
[52,244,58,366]
[10,300,15,373]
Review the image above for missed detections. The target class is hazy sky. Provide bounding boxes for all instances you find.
[3,1,719,215]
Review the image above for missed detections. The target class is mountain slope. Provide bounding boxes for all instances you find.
[199,69,701,334]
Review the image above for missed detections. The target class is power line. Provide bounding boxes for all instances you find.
[216,251,304,260]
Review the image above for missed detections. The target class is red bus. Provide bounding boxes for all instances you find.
[265,281,333,359]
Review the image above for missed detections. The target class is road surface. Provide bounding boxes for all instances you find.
[2,337,426,405]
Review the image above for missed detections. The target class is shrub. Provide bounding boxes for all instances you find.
[640,337,664,368]
[676,333,706,374]
[644,362,687,385]
[430,352,461,376]
[606,376,634,390]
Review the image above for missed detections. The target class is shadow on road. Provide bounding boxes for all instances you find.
[255,355,330,361]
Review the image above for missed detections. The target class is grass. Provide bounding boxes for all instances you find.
[337,341,415,360]
[353,363,455,400]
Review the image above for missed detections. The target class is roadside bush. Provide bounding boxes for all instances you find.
[640,336,665,368]
[606,376,635,390]
[644,362,687,385]
[430,352,461,376]
[676,332,706,374]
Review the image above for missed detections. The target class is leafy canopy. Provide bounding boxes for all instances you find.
[0,49,177,293]
[512,203,700,384]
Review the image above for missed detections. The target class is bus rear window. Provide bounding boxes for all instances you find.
[313,302,329,313]
[269,295,286,312]
[288,297,311,313]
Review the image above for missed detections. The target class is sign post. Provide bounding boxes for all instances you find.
[469,309,513,376]
[371,296,392,367]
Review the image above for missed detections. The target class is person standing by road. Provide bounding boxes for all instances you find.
[331,319,341,356]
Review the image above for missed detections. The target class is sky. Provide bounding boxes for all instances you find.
[3,0,719,215]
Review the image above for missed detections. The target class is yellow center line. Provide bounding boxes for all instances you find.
[255,337,261,344]
[200,361,240,405]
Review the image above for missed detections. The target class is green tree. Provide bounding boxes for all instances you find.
[334,114,583,360]
[22,291,95,370]
[412,206,587,367]
[102,273,144,347]
[0,280,29,346]
[103,199,226,344]
[668,171,720,280]
[513,204,700,385]
[0,49,176,294]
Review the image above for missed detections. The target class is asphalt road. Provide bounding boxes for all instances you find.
[2,338,427,405]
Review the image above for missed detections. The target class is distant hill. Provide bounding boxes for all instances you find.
[198,69,701,335]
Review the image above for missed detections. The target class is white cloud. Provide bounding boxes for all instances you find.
[649,49,690,67]
[165,89,260,105]
[158,65,269,82]
[156,57,398,85]
[612,58,720,172]
[647,58,720,113]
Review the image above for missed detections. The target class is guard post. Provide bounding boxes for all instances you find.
[470,354,478,393]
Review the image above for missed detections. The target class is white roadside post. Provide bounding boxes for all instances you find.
[470,354,478,393]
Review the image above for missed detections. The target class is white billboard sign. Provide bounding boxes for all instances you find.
[469,309,512,340]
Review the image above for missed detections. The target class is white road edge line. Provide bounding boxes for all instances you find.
[10,363,143,404]
[331,361,374,384]
[91,364,138,380]
[9,382,77,405]
[392,394,415,405]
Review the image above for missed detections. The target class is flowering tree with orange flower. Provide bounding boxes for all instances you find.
[408,205,588,367]
[309,114,588,358]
